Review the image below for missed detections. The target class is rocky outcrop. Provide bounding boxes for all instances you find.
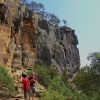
[37,19,80,76]
[0,0,80,82]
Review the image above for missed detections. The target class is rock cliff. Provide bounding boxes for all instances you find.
[0,0,80,81]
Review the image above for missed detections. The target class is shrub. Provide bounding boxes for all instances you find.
[34,60,92,100]
[36,59,44,66]
[48,67,58,79]
[35,63,51,87]
[48,76,67,96]
[0,66,15,98]
[62,70,69,86]
[40,90,66,100]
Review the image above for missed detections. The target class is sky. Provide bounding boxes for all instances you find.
[30,0,100,67]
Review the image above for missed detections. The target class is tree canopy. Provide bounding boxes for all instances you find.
[73,51,100,96]
[20,0,67,26]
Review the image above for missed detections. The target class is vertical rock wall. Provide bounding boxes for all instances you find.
[0,0,80,80]
[37,17,80,77]
[0,0,38,86]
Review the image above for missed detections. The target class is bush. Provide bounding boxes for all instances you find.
[35,63,51,87]
[34,60,92,100]
[62,70,69,86]
[48,67,58,79]
[36,59,44,66]
[40,90,66,100]
[0,66,15,98]
[48,76,67,96]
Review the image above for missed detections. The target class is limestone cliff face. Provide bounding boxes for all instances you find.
[0,0,80,80]
[37,17,80,76]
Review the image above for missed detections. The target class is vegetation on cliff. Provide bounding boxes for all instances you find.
[31,58,100,100]
[0,66,15,98]
[33,60,87,100]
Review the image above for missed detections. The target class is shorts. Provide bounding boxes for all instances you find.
[29,86,35,94]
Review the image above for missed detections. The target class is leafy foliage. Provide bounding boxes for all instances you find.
[26,1,45,14]
[34,60,92,100]
[48,76,67,96]
[40,90,66,100]
[61,70,69,86]
[0,66,15,97]
[34,53,100,100]
[87,52,100,74]
[34,60,51,87]
[45,13,60,26]
[34,60,59,87]
[73,52,100,96]
[20,0,61,26]
[91,92,100,100]
[48,67,58,79]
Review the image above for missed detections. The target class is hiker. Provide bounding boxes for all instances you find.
[28,72,37,100]
[22,72,30,100]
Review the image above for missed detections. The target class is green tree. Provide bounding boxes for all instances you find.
[73,51,100,96]
[26,1,45,13]
[48,13,60,26]
[20,0,61,26]
[44,12,61,26]
[87,52,100,93]
[87,52,100,74]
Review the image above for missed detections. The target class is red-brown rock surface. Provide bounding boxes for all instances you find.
[0,0,38,90]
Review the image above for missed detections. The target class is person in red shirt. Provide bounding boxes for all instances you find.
[28,72,37,100]
[22,72,30,100]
